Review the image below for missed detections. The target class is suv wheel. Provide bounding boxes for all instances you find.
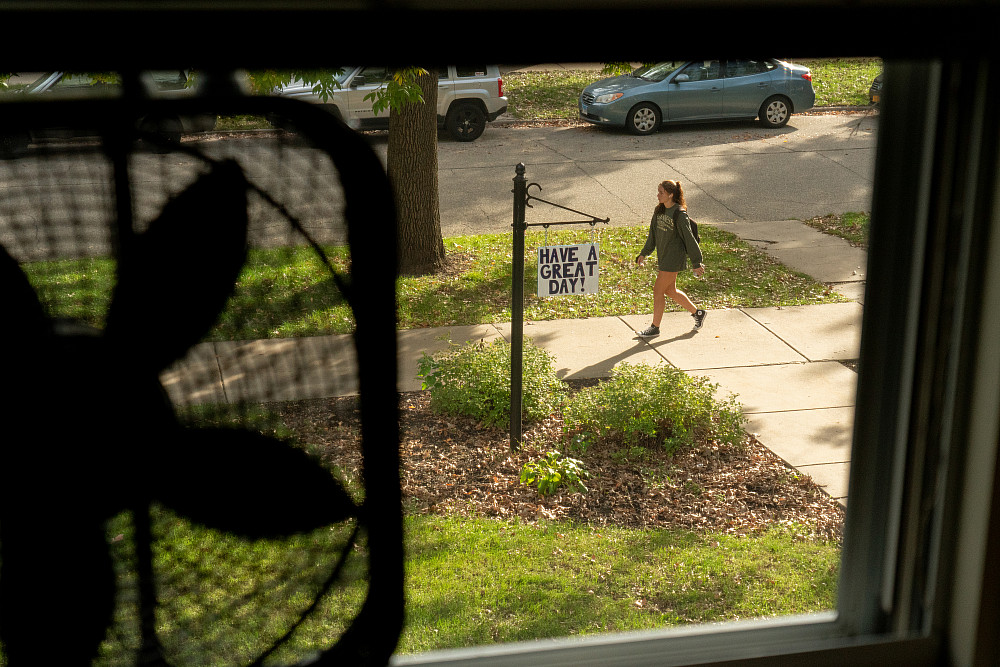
[0,131,30,158]
[446,102,487,142]
[139,115,183,152]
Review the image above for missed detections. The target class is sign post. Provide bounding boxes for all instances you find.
[509,164,609,451]
[511,164,527,450]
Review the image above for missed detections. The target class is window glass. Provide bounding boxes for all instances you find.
[358,66,389,82]
[455,66,489,77]
[678,60,722,81]
[724,59,774,77]
[634,61,684,82]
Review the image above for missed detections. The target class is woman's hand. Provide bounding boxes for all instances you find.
[636,254,645,266]
[694,265,706,277]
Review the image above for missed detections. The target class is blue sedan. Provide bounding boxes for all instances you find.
[579,59,815,135]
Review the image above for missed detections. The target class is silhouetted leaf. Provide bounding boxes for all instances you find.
[0,243,46,342]
[154,428,358,539]
[106,160,250,371]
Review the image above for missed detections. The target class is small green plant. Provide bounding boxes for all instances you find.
[520,451,589,496]
[416,338,566,428]
[562,362,746,454]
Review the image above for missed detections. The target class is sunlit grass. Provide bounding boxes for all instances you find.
[23,224,847,341]
[88,510,837,664]
[399,225,847,330]
[796,58,882,107]
[399,515,838,653]
[804,212,871,247]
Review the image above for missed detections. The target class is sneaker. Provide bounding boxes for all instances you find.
[637,324,660,338]
[692,309,707,330]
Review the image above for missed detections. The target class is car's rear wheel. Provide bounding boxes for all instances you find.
[759,96,792,128]
[139,115,183,152]
[626,103,661,135]
[446,102,487,142]
[0,131,30,158]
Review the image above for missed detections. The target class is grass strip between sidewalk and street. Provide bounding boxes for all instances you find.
[23,224,849,341]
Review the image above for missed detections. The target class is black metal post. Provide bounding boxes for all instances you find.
[511,164,526,450]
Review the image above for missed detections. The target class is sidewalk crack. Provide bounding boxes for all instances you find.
[213,342,230,404]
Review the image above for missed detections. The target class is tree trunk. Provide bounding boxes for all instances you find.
[388,68,445,276]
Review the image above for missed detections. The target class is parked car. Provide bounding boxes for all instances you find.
[274,65,508,142]
[869,73,883,104]
[0,70,217,156]
[579,59,815,135]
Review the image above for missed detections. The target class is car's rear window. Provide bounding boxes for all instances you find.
[455,66,490,78]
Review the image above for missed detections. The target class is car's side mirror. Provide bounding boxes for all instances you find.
[673,74,689,83]
[350,76,366,88]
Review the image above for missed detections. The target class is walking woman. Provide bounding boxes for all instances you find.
[635,180,706,337]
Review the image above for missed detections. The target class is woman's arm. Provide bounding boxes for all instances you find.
[675,209,704,269]
[636,214,657,263]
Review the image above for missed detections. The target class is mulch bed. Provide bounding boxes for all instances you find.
[274,380,845,543]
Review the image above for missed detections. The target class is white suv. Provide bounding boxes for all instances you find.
[275,66,508,142]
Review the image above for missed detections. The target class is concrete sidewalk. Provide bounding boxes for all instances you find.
[162,219,866,507]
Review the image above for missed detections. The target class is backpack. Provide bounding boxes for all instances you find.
[673,207,701,244]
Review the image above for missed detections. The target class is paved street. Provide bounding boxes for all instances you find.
[0,112,876,262]
[366,112,877,236]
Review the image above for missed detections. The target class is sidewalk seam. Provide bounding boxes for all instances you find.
[212,342,230,404]
[738,307,812,359]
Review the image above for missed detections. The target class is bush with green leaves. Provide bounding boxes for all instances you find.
[416,339,566,428]
[520,451,589,496]
[561,362,746,454]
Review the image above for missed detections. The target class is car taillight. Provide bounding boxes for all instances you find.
[802,72,812,82]
[498,77,503,98]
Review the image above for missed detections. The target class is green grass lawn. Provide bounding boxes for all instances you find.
[89,509,838,664]
[805,212,871,247]
[24,224,847,341]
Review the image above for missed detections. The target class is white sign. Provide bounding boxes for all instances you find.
[537,243,599,297]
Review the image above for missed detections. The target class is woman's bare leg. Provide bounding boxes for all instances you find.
[660,271,697,316]
[652,272,670,326]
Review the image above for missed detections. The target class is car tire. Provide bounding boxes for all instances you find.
[626,103,661,135]
[0,131,30,158]
[759,96,792,128]
[139,115,183,152]
[446,102,487,142]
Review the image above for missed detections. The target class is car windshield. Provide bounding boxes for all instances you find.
[633,62,685,82]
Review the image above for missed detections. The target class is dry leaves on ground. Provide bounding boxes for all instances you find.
[275,382,845,543]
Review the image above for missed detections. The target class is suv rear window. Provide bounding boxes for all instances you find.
[455,66,490,78]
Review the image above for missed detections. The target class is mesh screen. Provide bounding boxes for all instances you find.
[0,87,402,665]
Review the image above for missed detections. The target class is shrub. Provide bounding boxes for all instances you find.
[417,339,567,428]
[561,362,746,454]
